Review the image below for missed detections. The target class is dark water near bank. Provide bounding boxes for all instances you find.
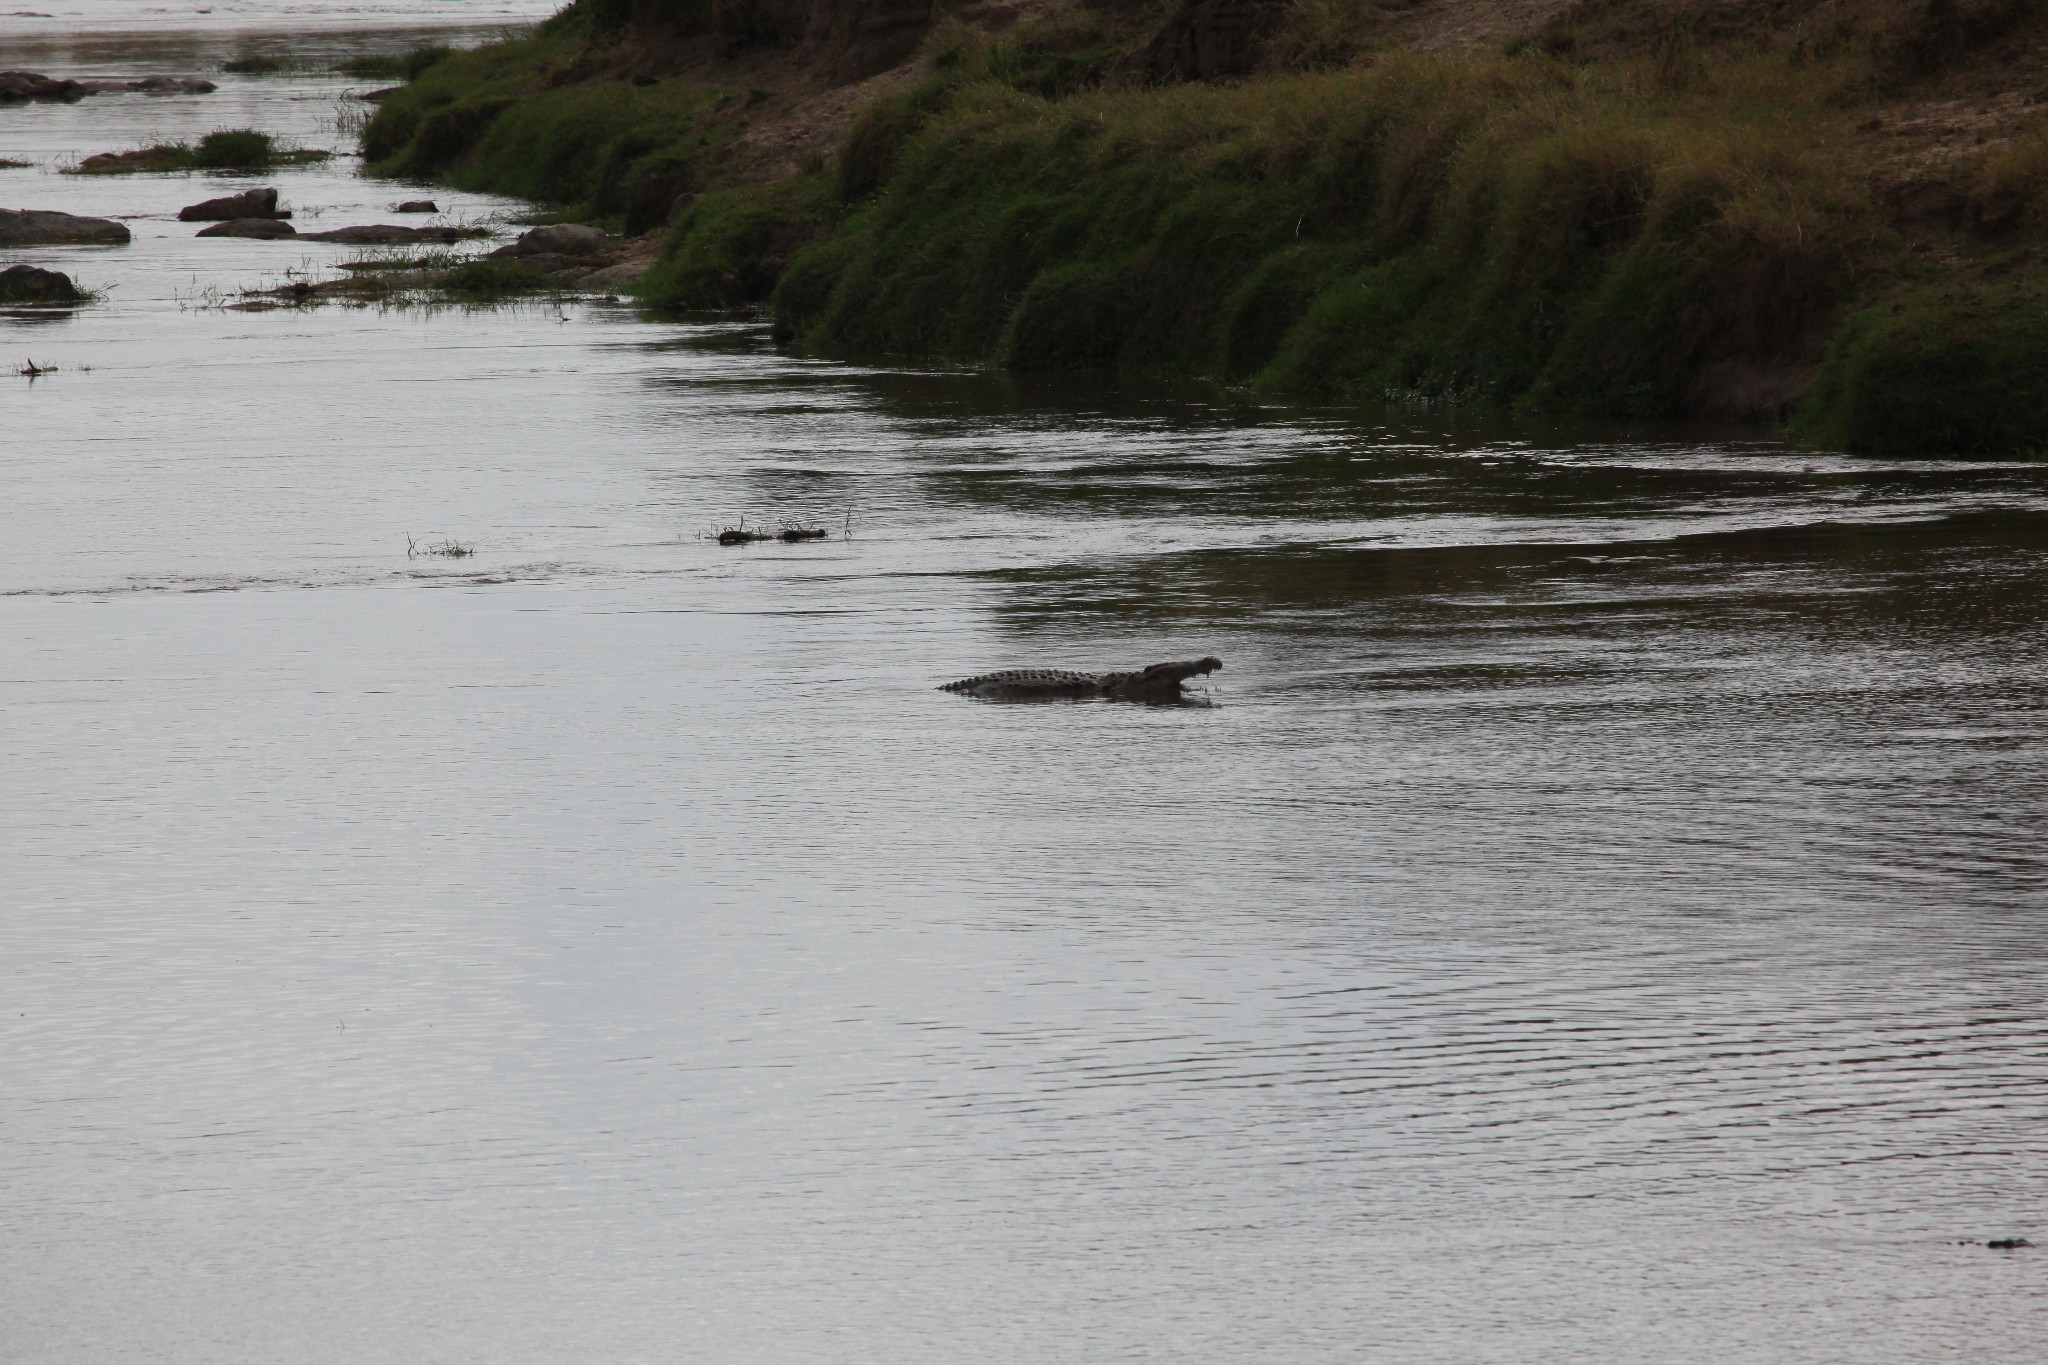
[5,14,2048,1363]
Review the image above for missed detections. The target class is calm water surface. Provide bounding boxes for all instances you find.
[4,13,2047,1363]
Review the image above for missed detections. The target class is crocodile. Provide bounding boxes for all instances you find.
[939,656,1221,701]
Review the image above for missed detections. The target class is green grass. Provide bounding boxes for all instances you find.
[192,129,275,169]
[356,0,2048,455]
[438,258,555,298]
[638,175,836,307]
[337,247,474,273]
[67,129,329,174]
[1793,278,2048,457]
[751,48,1874,425]
[360,19,738,230]
[334,44,452,82]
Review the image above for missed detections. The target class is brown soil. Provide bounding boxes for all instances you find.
[728,66,915,180]
[1385,0,1579,51]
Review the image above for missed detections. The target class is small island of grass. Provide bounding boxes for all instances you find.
[67,129,331,175]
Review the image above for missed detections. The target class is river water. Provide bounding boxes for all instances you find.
[5,7,2047,1362]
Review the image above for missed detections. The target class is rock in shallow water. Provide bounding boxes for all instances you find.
[491,223,609,259]
[394,200,437,214]
[300,224,474,244]
[0,208,130,245]
[179,187,286,222]
[0,70,84,102]
[196,218,297,239]
[0,70,214,101]
[0,263,86,304]
[123,75,217,95]
[579,260,647,292]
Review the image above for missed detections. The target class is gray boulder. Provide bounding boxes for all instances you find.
[178,187,286,222]
[196,218,297,238]
[0,71,215,101]
[491,223,609,259]
[127,75,218,94]
[580,260,647,292]
[0,208,131,245]
[0,70,85,102]
[0,263,85,304]
[301,224,473,244]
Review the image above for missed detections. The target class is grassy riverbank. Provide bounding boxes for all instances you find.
[361,0,2048,455]
[361,14,740,233]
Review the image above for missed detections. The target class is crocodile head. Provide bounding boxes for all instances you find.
[1107,656,1223,696]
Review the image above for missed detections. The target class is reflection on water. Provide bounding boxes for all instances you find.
[5,22,2048,1365]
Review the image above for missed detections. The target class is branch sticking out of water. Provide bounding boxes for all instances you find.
[706,512,842,546]
[407,535,476,559]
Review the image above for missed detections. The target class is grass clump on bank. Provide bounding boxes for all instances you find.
[359,16,738,232]
[751,43,1874,424]
[438,258,555,298]
[69,128,330,174]
[637,175,835,307]
[1794,279,2048,457]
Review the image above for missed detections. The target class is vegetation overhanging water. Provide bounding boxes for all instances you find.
[358,0,2048,457]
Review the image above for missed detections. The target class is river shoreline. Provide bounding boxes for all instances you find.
[350,0,2048,458]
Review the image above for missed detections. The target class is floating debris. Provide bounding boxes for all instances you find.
[407,535,475,559]
[709,513,849,546]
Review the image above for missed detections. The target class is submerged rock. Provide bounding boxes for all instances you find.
[124,75,217,95]
[501,251,578,275]
[300,223,476,244]
[491,223,609,259]
[178,186,286,222]
[0,263,86,304]
[70,147,186,175]
[394,199,438,214]
[0,70,85,102]
[3,71,217,100]
[0,208,131,245]
[196,218,297,238]
[580,260,647,292]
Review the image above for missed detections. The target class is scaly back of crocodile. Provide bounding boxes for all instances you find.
[938,667,1104,698]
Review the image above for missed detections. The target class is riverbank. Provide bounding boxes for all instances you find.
[370,0,2048,455]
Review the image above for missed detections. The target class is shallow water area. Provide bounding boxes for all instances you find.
[6,14,2048,1365]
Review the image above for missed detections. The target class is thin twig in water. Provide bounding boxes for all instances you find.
[709,511,835,545]
[407,534,476,558]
